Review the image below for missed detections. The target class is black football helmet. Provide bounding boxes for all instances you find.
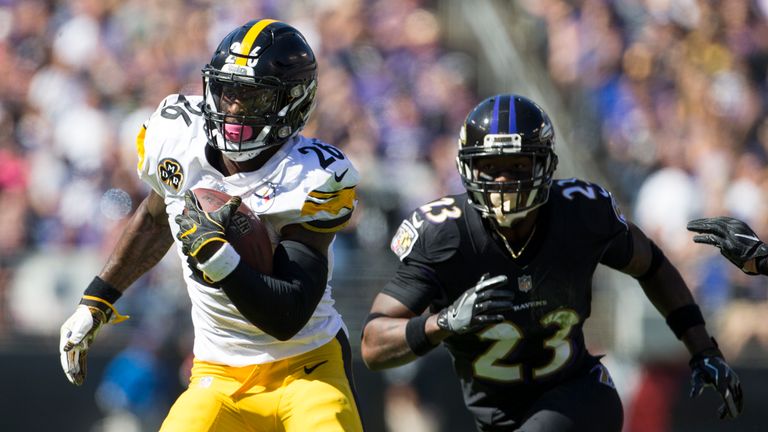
[202,19,317,161]
[457,94,558,225]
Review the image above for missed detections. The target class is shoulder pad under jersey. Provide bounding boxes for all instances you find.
[390,196,464,264]
[283,137,359,233]
[550,178,628,241]
[136,94,207,197]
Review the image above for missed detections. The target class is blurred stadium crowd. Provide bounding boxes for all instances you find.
[517,1,768,430]
[520,0,768,361]
[0,0,475,331]
[1,0,768,431]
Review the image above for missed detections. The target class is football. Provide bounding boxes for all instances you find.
[190,188,273,274]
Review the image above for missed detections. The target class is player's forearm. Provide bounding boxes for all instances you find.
[639,259,718,355]
[362,314,448,370]
[679,324,719,356]
[100,198,173,290]
[361,317,419,370]
[219,240,328,341]
[638,258,696,316]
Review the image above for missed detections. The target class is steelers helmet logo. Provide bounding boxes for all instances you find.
[157,158,184,192]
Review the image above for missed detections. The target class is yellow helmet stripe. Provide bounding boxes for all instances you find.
[236,19,279,65]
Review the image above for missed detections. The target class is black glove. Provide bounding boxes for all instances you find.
[687,216,768,275]
[689,347,743,419]
[436,274,514,334]
[174,190,241,260]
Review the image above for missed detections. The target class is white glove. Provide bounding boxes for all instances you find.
[59,305,109,385]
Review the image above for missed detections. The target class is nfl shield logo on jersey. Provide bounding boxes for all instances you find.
[517,275,533,292]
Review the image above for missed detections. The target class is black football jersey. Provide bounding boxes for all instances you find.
[383,178,632,418]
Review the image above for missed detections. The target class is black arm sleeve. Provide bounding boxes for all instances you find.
[218,240,328,341]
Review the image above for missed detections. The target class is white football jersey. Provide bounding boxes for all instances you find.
[136,94,358,366]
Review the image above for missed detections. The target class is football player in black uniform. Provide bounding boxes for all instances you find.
[688,216,768,275]
[362,94,743,431]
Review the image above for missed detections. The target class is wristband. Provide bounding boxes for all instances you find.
[80,277,129,323]
[757,256,768,276]
[405,315,438,356]
[665,304,705,339]
[197,242,241,282]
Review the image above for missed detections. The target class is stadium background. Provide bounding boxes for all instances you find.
[1,0,768,430]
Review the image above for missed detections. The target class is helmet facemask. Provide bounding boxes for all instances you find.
[203,62,317,161]
[201,20,318,162]
[458,131,558,227]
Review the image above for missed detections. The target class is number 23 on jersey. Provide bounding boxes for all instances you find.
[473,309,581,383]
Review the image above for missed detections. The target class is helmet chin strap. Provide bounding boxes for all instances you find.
[489,191,535,227]
[487,207,538,259]
[492,207,531,227]
[222,148,264,162]
[215,126,272,162]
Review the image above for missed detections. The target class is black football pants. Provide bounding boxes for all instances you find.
[477,363,623,432]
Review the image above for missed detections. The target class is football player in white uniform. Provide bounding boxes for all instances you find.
[59,19,364,432]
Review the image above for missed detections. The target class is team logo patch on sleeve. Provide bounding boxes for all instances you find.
[157,158,184,192]
[391,219,418,260]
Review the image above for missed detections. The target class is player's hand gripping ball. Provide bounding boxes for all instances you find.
[178,188,273,274]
